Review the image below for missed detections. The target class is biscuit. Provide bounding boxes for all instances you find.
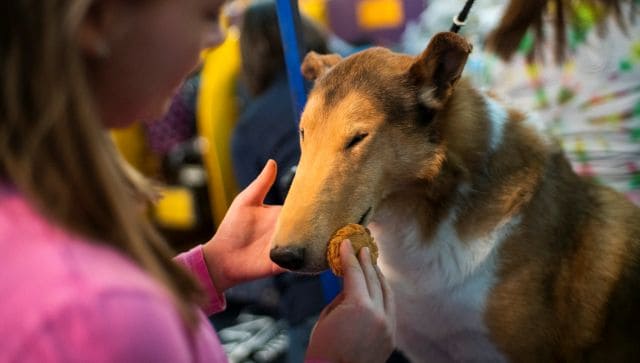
[326,223,379,276]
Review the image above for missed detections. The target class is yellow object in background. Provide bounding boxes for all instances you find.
[111,124,150,173]
[197,28,241,227]
[356,0,404,30]
[153,187,197,229]
[299,0,328,26]
[111,126,194,230]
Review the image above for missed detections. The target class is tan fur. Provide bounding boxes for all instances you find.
[270,32,640,361]
[301,51,343,80]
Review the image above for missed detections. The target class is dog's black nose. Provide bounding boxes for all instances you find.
[270,246,305,271]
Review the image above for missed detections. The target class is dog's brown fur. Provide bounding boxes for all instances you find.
[270,32,640,361]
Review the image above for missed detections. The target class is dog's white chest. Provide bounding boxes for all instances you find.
[370,209,517,362]
[389,266,506,363]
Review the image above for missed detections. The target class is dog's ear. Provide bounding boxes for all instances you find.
[301,51,342,81]
[409,32,472,110]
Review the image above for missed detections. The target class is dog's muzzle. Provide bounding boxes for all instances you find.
[270,246,305,271]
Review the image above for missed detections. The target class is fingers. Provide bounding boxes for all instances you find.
[341,240,385,306]
[240,159,277,205]
[359,247,384,310]
[339,239,369,298]
[376,265,395,325]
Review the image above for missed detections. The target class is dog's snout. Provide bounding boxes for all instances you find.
[270,246,305,271]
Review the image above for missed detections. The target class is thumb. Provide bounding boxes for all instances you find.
[240,159,277,205]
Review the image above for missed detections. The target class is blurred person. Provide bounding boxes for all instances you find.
[143,73,200,162]
[0,0,396,362]
[231,2,332,362]
[233,0,329,204]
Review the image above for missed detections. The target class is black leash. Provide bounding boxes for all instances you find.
[450,0,476,33]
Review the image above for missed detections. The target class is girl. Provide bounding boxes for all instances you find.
[0,0,395,362]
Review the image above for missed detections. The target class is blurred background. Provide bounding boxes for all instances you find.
[111,0,640,361]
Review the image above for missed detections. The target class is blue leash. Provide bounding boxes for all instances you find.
[275,0,341,304]
[275,0,308,121]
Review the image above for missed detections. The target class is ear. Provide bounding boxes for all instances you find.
[300,51,342,81]
[77,1,124,59]
[409,32,472,110]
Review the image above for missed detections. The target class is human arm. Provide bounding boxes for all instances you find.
[175,244,226,315]
[175,160,284,314]
[305,240,396,363]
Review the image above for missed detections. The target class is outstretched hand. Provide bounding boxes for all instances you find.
[202,160,285,292]
[306,240,396,363]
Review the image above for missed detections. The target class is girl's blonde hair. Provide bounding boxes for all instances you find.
[0,0,202,322]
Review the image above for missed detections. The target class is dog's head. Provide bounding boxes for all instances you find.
[270,32,472,273]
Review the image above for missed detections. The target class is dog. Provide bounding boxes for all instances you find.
[269,32,640,362]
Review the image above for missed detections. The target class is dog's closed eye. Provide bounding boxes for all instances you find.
[346,133,368,150]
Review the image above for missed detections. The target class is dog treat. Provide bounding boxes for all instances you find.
[326,223,378,276]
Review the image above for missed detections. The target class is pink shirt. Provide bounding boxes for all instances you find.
[0,186,329,362]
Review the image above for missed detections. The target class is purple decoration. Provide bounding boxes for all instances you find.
[327,0,426,46]
[144,93,195,156]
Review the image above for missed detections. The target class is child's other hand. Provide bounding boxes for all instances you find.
[202,160,285,292]
[306,240,396,363]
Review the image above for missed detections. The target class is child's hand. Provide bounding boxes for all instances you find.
[306,240,396,363]
[202,160,285,292]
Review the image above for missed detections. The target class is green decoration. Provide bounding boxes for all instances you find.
[518,31,535,55]
[631,173,640,189]
[619,59,633,72]
[634,101,640,117]
[558,87,575,104]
